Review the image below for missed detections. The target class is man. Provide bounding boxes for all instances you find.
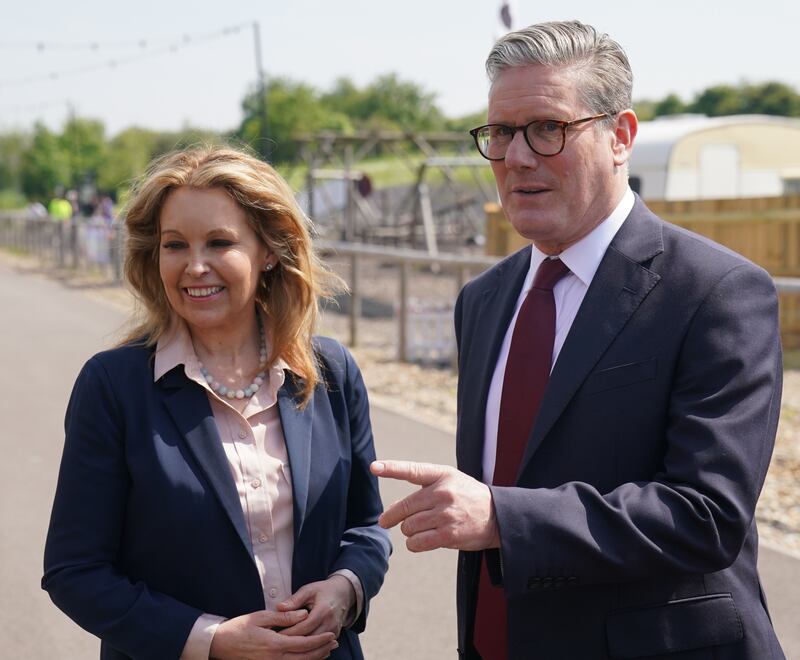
[371,20,785,659]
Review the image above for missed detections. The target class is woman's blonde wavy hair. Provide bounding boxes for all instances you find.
[120,145,344,406]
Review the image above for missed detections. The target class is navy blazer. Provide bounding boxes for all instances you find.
[454,197,785,659]
[43,336,390,660]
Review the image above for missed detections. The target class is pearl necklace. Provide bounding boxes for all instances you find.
[198,317,268,400]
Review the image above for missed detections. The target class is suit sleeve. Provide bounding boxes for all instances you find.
[42,357,202,660]
[328,344,392,633]
[490,263,782,596]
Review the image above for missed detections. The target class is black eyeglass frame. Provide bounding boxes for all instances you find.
[469,113,610,160]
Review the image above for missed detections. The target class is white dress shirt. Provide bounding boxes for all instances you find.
[482,187,635,484]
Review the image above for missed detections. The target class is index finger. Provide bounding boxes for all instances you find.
[371,460,450,486]
[271,629,336,652]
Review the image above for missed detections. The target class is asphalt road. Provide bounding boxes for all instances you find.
[1,257,797,659]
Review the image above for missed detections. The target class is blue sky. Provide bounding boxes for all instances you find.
[1,0,797,135]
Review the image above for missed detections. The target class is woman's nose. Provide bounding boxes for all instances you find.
[186,252,210,277]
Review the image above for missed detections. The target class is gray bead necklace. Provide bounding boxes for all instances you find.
[198,316,268,400]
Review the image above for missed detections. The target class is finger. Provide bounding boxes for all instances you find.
[371,460,450,486]
[249,608,308,629]
[278,584,315,611]
[273,630,336,652]
[379,490,436,529]
[279,606,327,637]
[405,529,446,553]
[400,508,442,538]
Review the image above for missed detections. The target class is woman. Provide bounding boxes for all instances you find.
[42,146,391,660]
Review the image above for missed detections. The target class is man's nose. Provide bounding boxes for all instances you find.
[504,130,539,170]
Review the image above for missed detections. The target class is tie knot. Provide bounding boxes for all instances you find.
[532,257,570,291]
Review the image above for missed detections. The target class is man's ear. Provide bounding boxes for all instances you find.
[611,109,638,167]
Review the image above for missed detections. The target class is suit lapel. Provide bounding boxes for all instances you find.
[517,200,664,475]
[458,248,531,480]
[277,374,314,539]
[160,369,253,557]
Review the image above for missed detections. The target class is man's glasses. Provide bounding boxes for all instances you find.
[469,114,609,160]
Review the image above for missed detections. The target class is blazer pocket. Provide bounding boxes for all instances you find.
[606,593,743,659]
[584,358,656,395]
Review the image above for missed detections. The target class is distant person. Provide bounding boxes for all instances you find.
[47,190,72,222]
[372,20,785,659]
[43,146,390,660]
[99,195,115,226]
[27,200,48,218]
[66,189,79,217]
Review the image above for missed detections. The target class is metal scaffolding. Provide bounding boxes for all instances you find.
[293,130,496,255]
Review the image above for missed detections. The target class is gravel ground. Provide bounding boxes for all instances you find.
[5,250,799,555]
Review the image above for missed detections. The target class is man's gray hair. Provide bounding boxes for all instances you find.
[486,20,633,119]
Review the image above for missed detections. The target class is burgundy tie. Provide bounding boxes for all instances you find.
[473,257,570,660]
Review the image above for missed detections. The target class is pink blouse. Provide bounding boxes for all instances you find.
[153,320,362,659]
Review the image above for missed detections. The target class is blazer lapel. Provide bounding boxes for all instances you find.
[277,374,314,539]
[517,200,664,475]
[160,369,253,557]
[458,248,531,479]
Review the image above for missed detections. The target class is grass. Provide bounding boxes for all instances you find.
[276,153,496,191]
[0,189,27,210]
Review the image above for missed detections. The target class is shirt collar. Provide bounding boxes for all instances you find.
[153,315,291,384]
[527,186,635,288]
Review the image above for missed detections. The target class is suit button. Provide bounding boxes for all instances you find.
[527,577,541,590]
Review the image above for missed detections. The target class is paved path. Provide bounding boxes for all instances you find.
[1,257,797,659]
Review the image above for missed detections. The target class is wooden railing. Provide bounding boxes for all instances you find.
[6,208,800,355]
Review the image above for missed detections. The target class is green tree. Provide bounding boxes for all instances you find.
[19,123,70,201]
[743,82,800,116]
[238,78,352,163]
[97,127,159,196]
[445,109,488,133]
[60,116,107,188]
[151,126,226,157]
[359,73,444,130]
[633,100,656,121]
[688,85,744,116]
[321,77,365,118]
[0,131,29,191]
[653,93,686,117]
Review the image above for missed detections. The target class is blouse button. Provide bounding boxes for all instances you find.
[238,428,248,439]
[259,534,268,543]
[251,478,262,489]
[268,588,278,599]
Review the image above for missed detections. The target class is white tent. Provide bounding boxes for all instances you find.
[628,114,800,200]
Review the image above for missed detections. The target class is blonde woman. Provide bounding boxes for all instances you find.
[43,146,390,660]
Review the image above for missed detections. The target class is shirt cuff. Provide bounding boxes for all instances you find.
[180,613,226,660]
[330,569,364,627]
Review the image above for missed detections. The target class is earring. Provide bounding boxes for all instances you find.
[263,263,273,272]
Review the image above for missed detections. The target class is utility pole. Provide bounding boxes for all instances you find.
[252,21,269,161]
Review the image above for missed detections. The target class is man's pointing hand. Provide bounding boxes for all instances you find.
[370,460,500,552]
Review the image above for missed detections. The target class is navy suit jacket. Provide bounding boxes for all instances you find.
[454,197,785,659]
[43,336,390,660]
